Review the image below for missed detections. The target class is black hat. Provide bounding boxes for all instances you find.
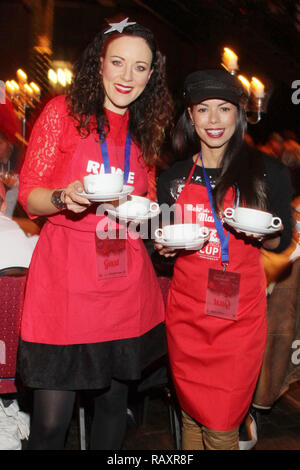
[184,69,245,106]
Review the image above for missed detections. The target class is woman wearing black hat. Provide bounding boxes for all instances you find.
[155,69,293,449]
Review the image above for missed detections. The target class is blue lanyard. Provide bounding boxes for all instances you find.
[199,152,230,269]
[100,131,131,184]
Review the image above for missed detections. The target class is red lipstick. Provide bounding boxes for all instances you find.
[114,83,133,94]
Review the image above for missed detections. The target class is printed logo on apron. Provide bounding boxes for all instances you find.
[197,228,221,261]
[184,204,221,261]
[86,160,135,185]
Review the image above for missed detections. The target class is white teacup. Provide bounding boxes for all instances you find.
[117,196,159,218]
[224,207,282,229]
[155,224,209,242]
[83,173,124,194]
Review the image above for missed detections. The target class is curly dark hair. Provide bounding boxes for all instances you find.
[66,20,174,167]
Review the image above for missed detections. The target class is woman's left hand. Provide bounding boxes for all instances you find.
[154,242,179,258]
[235,223,283,249]
[235,229,263,241]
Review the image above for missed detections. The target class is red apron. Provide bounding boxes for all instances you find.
[21,126,164,345]
[166,158,267,431]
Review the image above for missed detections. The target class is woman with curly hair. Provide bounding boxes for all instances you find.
[17,18,173,450]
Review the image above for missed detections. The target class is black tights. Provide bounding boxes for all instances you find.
[27,379,129,450]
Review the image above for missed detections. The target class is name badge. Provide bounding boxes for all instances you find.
[95,228,127,279]
[205,268,240,321]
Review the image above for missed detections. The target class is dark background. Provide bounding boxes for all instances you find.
[1,0,300,143]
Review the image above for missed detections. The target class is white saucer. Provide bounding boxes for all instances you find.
[108,207,160,223]
[154,232,210,250]
[224,218,282,236]
[106,195,161,222]
[77,185,134,202]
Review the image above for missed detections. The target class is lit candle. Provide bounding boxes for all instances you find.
[17,68,27,83]
[65,69,73,85]
[10,80,20,94]
[251,77,265,98]
[24,83,33,96]
[5,81,15,96]
[222,47,238,71]
[57,68,66,87]
[48,69,57,84]
[238,75,250,95]
[30,82,41,97]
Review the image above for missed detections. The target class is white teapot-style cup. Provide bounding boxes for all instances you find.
[224,207,282,229]
[155,224,209,242]
[117,196,159,217]
[83,173,124,194]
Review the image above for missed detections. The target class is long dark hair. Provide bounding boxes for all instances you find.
[172,103,268,212]
[66,21,174,166]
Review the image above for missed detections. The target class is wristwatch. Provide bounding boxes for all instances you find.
[51,189,67,211]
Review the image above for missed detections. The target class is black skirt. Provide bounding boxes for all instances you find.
[17,322,167,390]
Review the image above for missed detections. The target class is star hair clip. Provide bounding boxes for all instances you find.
[104,17,136,34]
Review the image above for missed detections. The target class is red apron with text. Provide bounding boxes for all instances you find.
[21,117,164,345]
[166,161,267,431]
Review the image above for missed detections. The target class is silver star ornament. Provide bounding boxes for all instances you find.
[104,18,136,34]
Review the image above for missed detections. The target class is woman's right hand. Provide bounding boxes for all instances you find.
[63,180,91,213]
[154,242,178,258]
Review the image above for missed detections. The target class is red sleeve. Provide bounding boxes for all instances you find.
[18,96,66,218]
